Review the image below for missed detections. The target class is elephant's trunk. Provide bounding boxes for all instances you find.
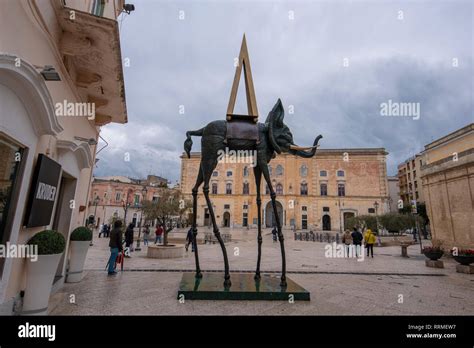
[289,135,323,158]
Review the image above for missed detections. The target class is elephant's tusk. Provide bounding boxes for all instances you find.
[289,144,319,151]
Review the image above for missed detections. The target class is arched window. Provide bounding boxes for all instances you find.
[243,182,249,194]
[300,165,308,177]
[226,183,232,194]
[276,165,283,176]
[337,170,345,177]
[300,182,308,195]
[226,171,233,177]
[243,166,249,177]
[211,183,218,194]
[276,183,283,195]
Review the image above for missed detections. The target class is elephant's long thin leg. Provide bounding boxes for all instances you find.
[262,165,287,287]
[253,166,263,280]
[192,167,204,279]
[203,177,231,288]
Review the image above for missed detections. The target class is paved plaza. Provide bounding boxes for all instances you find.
[49,229,474,315]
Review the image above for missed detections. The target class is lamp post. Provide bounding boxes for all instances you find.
[136,186,148,251]
[91,196,100,246]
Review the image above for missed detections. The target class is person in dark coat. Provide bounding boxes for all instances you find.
[124,223,134,257]
[351,227,363,257]
[107,220,123,275]
[185,227,194,252]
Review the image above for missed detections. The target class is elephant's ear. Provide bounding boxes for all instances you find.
[265,98,284,154]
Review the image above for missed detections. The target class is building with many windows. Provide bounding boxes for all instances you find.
[180,148,389,232]
[397,153,425,205]
[89,175,168,228]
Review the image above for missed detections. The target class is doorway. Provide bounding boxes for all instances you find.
[343,212,356,230]
[204,208,210,226]
[265,201,283,227]
[302,214,308,230]
[322,214,331,231]
[223,212,230,227]
[52,173,77,283]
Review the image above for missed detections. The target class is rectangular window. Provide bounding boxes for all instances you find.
[320,184,328,196]
[212,183,218,195]
[319,170,327,177]
[115,192,121,201]
[302,206,307,211]
[224,204,230,209]
[338,184,345,197]
[243,204,248,210]
[368,208,375,214]
[226,183,232,194]
[323,207,330,212]
[134,194,140,205]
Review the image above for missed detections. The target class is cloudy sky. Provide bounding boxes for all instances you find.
[94,0,473,183]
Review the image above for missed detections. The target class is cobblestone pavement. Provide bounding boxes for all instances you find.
[49,228,474,315]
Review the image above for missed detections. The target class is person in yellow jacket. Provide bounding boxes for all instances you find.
[364,229,376,258]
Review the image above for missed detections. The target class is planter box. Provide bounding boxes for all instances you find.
[147,244,184,259]
[23,253,62,315]
[453,255,474,266]
[423,250,444,261]
[66,241,90,283]
[455,264,474,274]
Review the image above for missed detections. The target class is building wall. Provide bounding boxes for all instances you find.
[0,0,126,313]
[181,149,389,232]
[90,176,169,227]
[397,153,425,205]
[387,176,399,212]
[421,124,474,250]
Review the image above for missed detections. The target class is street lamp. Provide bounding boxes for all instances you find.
[91,196,100,246]
[136,186,148,251]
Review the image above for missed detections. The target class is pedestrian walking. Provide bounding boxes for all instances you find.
[155,224,163,244]
[124,223,134,257]
[143,224,150,246]
[185,227,194,252]
[364,228,376,258]
[98,223,104,238]
[351,227,363,257]
[107,220,123,275]
[342,229,353,257]
[272,226,278,243]
[105,224,111,238]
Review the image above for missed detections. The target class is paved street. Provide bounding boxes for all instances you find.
[49,228,474,315]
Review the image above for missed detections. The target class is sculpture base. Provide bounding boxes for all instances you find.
[177,272,310,301]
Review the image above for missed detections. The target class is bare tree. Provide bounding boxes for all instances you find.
[142,189,191,246]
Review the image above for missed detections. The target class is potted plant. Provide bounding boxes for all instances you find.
[452,249,474,266]
[23,230,65,315]
[66,226,92,283]
[422,240,444,261]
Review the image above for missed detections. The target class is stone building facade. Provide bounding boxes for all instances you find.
[89,175,168,228]
[421,123,474,250]
[180,148,389,232]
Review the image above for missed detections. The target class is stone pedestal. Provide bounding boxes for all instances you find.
[425,260,444,268]
[177,272,310,301]
[456,264,474,274]
[147,244,184,259]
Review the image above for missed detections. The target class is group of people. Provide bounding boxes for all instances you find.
[98,224,111,238]
[342,227,377,258]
